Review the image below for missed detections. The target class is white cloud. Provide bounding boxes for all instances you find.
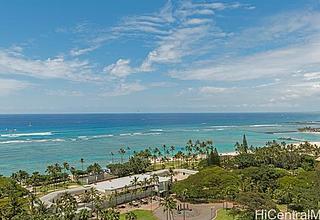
[284,82,320,100]
[141,25,212,71]
[169,34,320,81]
[89,0,175,48]
[102,82,146,97]
[104,59,135,78]
[138,1,246,72]
[304,71,320,80]
[226,10,320,51]
[0,50,96,81]
[46,90,84,97]
[70,45,100,56]
[199,86,228,94]
[184,18,211,25]
[0,78,29,95]
[105,0,247,73]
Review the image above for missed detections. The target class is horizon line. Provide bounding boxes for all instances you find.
[0,111,320,115]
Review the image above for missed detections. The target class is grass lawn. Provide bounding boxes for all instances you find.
[276,204,287,212]
[147,160,200,172]
[215,209,237,220]
[120,210,158,220]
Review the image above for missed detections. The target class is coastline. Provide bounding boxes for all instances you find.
[218,141,320,157]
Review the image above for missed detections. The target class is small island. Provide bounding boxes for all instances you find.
[298,126,320,133]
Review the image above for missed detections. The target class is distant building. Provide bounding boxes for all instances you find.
[71,172,114,184]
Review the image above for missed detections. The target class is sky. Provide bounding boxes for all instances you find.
[1,0,320,113]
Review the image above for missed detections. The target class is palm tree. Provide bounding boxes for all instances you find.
[125,211,137,220]
[30,171,41,195]
[127,146,131,159]
[142,177,149,198]
[27,191,37,215]
[185,140,194,168]
[70,166,79,182]
[55,192,77,220]
[55,163,62,187]
[151,174,159,198]
[90,189,103,219]
[34,199,49,216]
[174,151,184,168]
[78,208,90,220]
[87,163,102,183]
[119,147,126,163]
[162,144,167,157]
[13,170,29,185]
[45,164,58,189]
[130,176,139,200]
[170,146,175,167]
[4,181,24,219]
[63,161,70,186]
[160,157,166,169]
[101,208,120,220]
[160,196,177,220]
[80,158,85,171]
[124,185,129,202]
[149,174,159,212]
[110,152,115,164]
[168,167,174,187]
[152,154,158,170]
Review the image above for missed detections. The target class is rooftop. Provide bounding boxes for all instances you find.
[93,173,169,192]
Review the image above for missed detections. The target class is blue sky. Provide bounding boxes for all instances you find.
[1,0,320,113]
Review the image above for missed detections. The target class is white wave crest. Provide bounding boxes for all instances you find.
[249,124,281,127]
[210,125,238,128]
[120,132,162,137]
[150,129,163,132]
[91,134,114,138]
[0,138,64,144]
[0,132,53,138]
[120,133,132,136]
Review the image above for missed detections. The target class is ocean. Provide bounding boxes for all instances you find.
[1,113,320,176]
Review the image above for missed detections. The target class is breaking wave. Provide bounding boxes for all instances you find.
[0,132,53,138]
[0,138,64,144]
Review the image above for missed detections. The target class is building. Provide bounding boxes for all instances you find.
[40,169,198,208]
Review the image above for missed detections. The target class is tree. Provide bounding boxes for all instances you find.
[119,148,126,163]
[110,152,115,164]
[172,167,240,201]
[207,148,220,166]
[235,134,249,154]
[142,177,149,198]
[243,134,248,149]
[34,199,49,216]
[46,163,62,189]
[29,171,41,195]
[55,192,77,220]
[27,191,37,215]
[87,163,102,183]
[231,192,278,220]
[160,196,177,220]
[101,208,120,220]
[130,176,140,200]
[1,180,25,219]
[63,162,70,186]
[80,158,85,172]
[78,208,90,220]
[125,211,137,220]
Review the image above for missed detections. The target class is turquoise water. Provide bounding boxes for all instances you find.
[1,113,320,176]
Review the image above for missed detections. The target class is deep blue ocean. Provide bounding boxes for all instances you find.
[1,113,320,176]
